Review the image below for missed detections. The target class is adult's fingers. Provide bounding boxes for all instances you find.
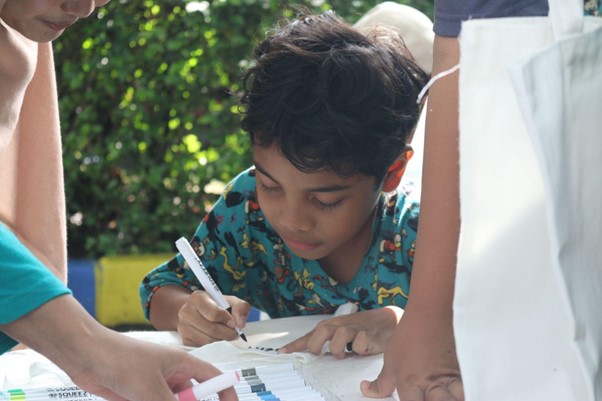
[184,356,239,401]
[423,379,464,401]
[359,372,396,399]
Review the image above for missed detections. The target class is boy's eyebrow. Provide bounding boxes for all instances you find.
[253,161,352,193]
[253,161,278,182]
[305,183,352,193]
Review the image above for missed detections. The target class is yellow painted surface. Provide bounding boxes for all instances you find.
[95,254,173,327]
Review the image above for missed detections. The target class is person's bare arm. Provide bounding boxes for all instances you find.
[1,294,238,401]
[360,35,464,400]
[148,284,192,330]
[0,11,37,146]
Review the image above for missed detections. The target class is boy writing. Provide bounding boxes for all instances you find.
[140,10,428,357]
[0,1,236,401]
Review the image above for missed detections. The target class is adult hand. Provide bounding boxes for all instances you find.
[71,331,239,401]
[359,307,463,400]
[279,306,402,358]
[177,290,250,347]
[1,295,238,401]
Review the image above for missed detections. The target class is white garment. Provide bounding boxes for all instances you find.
[454,0,602,399]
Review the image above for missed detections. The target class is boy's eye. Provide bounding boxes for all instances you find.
[258,181,280,193]
[314,198,343,211]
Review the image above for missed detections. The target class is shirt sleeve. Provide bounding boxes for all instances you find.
[398,197,419,274]
[0,224,71,354]
[140,168,266,319]
[434,0,549,37]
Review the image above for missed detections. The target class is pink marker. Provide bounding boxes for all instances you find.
[176,371,241,401]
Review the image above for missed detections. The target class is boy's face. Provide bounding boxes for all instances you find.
[1,0,110,42]
[253,144,382,264]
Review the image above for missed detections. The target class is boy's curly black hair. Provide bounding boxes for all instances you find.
[239,10,429,181]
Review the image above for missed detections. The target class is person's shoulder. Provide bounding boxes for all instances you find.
[389,186,420,244]
[224,167,256,191]
[219,167,257,209]
[391,184,420,230]
[376,185,419,232]
[395,182,420,211]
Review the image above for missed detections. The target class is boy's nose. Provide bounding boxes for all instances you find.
[61,0,96,18]
[278,206,312,233]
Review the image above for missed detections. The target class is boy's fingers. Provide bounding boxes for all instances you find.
[192,292,237,329]
[278,332,311,354]
[189,291,229,324]
[179,323,220,347]
[228,298,251,328]
[328,328,356,357]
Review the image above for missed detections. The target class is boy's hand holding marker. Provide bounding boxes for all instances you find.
[175,238,249,347]
[176,290,250,347]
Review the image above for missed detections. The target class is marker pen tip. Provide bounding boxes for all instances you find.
[240,332,248,342]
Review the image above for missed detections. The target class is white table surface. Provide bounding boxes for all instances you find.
[0,315,397,401]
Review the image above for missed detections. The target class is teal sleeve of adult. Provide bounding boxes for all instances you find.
[0,223,71,354]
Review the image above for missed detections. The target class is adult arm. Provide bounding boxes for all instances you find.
[360,35,463,400]
[0,10,36,148]
[0,223,237,401]
[1,294,238,401]
[360,1,549,398]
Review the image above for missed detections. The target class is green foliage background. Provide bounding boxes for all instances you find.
[55,0,434,258]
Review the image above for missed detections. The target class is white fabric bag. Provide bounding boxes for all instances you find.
[454,0,602,400]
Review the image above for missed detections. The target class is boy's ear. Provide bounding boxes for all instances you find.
[382,146,414,192]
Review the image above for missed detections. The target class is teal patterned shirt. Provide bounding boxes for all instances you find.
[140,167,419,318]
